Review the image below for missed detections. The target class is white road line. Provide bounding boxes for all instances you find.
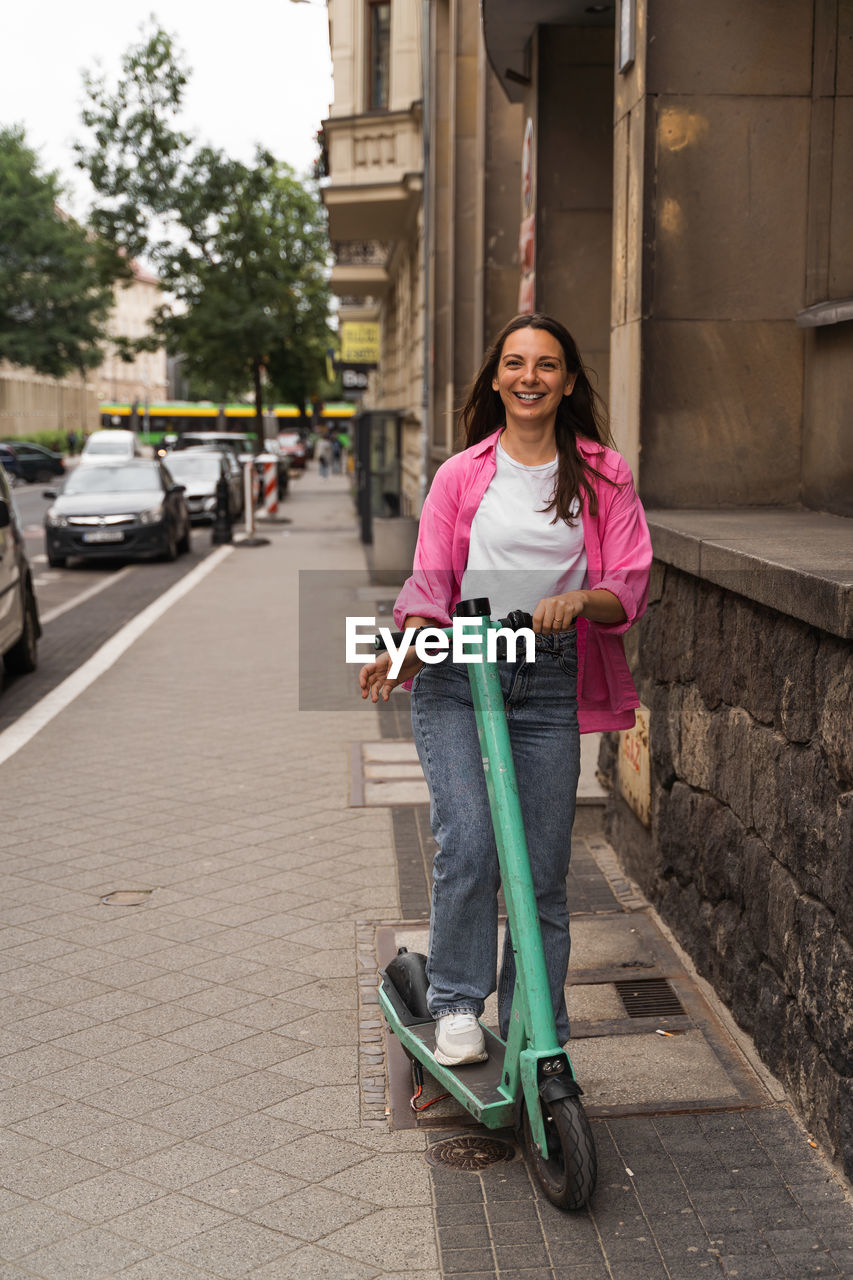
[39,567,134,625]
[0,546,234,769]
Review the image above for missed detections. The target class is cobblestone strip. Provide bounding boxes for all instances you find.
[357,920,389,1127]
[586,833,648,912]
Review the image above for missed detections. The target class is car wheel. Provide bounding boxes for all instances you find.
[4,589,38,676]
[47,549,67,569]
[37,468,53,484]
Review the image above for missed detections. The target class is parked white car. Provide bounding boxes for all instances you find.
[80,429,143,466]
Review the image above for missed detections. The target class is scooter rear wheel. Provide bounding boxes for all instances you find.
[523,1095,597,1211]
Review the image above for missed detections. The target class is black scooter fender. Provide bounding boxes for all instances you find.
[381,947,431,1025]
[539,1073,584,1105]
[516,1055,583,1122]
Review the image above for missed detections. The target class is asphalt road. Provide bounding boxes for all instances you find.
[0,480,228,734]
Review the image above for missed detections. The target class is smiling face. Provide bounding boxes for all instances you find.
[491,326,577,433]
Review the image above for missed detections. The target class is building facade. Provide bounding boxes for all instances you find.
[326,0,852,516]
[323,0,424,518]
[0,362,99,441]
[96,261,168,408]
[323,0,523,517]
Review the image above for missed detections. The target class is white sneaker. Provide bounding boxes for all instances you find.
[434,1013,488,1066]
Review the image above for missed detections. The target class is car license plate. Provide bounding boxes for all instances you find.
[82,529,125,544]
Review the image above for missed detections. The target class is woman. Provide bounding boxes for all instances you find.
[360,314,652,1066]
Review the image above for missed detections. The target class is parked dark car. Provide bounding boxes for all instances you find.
[44,460,191,567]
[0,465,40,677]
[0,445,23,485]
[0,441,65,484]
[162,449,242,523]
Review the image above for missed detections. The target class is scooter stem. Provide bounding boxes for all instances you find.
[465,616,560,1054]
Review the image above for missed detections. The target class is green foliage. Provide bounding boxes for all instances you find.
[157,146,332,411]
[2,430,70,452]
[0,126,114,377]
[76,20,333,415]
[76,24,191,265]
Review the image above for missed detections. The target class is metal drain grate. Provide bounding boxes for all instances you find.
[614,977,686,1018]
[426,1135,515,1171]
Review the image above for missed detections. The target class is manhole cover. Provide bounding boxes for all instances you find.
[614,977,686,1018]
[100,889,153,907]
[426,1135,515,1171]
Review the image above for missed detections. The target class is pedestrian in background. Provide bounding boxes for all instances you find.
[331,431,343,474]
[316,433,332,478]
[359,312,652,1066]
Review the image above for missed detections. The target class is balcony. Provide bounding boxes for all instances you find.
[322,106,422,241]
[329,241,391,298]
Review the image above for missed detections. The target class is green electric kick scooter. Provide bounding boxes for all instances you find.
[376,598,597,1211]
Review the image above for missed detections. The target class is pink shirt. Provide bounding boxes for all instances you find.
[393,428,653,732]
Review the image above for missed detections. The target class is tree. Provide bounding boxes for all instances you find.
[0,126,113,378]
[76,22,333,438]
[153,146,331,429]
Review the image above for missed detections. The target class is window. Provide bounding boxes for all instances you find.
[368,1,391,110]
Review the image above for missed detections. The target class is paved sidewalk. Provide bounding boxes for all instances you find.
[0,470,436,1278]
[0,465,851,1279]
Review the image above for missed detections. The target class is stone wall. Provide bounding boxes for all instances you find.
[603,559,853,1177]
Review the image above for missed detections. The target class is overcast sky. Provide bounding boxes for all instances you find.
[1,1,334,215]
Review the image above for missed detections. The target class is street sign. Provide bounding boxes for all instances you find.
[340,322,380,366]
[617,704,651,827]
[341,367,369,391]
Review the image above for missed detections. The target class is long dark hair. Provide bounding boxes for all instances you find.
[459,313,616,521]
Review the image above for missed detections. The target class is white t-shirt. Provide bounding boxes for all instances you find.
[459,441,588,620]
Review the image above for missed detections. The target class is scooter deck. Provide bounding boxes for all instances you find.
[379,983,515,1128]
[410,1021,509,1104]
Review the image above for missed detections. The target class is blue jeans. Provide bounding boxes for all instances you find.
[411,630,580,1045]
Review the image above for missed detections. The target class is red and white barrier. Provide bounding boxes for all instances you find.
[263,460,278,517]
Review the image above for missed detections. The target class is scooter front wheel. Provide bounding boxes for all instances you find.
[523,1095,597,1211]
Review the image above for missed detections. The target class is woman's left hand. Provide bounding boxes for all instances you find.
[532,587,627,632]
[532,591,586,634]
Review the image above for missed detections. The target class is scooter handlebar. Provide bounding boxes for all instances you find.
[372,610,534,654]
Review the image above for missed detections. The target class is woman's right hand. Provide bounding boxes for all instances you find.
[359,647,423,702]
